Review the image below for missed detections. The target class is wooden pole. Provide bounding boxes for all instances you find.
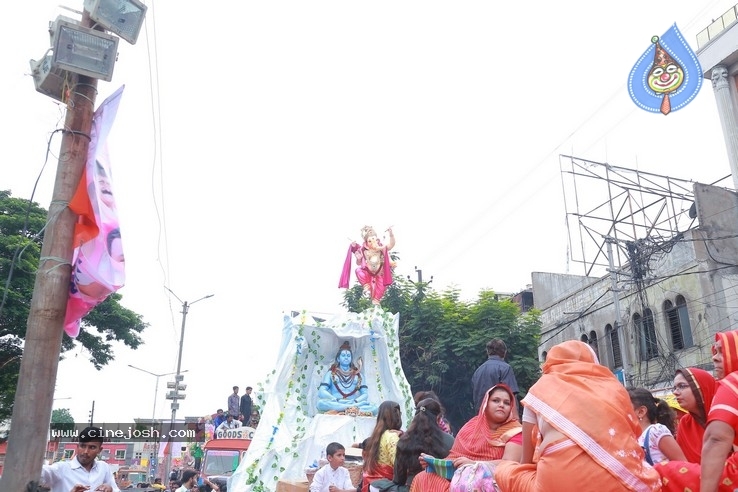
[0,11,98,492]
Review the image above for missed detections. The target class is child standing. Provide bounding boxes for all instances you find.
[310,442,355,492]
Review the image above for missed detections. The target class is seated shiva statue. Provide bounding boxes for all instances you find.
[317,341,378,416]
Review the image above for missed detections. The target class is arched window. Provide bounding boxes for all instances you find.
[589,330,600,361]
[635,309,658,360]
[541,350,548,363]
[606,324,622,369]
[581,333,589,343]
[664,296,693,350]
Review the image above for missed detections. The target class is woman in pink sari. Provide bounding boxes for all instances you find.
[409,383,522,492]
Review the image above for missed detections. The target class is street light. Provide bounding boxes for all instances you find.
[127,365,189,421]
[128,365,186,480]
[163,288,213,481]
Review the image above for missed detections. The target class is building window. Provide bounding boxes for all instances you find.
[541,350,548,362]
[606,324,622,369]
[664,296,693,350]
[635,310,658,360]
[589,330,600,361]
[115,449,126,460]
[134,452,142,460]
[580,333,589,343]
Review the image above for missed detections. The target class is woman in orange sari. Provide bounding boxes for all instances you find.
[671,367,717,463]
[656,330,738,492]
[495,340,661,492]
[408,383,522,492]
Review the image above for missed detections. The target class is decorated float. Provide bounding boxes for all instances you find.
[229,226,412,492]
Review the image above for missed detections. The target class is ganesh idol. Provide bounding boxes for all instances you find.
[338,225,395,305]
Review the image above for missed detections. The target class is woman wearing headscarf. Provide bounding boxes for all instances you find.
[494,340,661,492]
[656,330,738,491]
[671,367,717,463]
[408,383,522,492]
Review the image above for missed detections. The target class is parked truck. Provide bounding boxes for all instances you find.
[200,427,255,492]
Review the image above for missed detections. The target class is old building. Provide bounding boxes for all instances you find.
[534,182,738,390]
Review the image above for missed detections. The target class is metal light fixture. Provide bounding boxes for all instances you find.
[84,0,147,45]
[50,16,119,82]
[29,54,71,102]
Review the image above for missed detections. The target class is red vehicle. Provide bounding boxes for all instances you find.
[200,427,254,491]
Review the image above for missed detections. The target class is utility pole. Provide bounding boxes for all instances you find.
[88,400,96,425]
[606,237,631,384]
[0,12,98,492]
[163,289,213,481]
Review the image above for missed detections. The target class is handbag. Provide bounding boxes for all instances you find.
[449,462,500,492]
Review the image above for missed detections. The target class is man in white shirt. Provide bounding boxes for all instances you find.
[216,414,242,433]
[175,469,198,492]
[40,427,119,492]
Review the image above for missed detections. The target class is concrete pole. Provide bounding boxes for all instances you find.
[0,11,98,492]
[606,238,631,384]
[710,65,738,190]
[163,300,188,483]
[162,293,211,480]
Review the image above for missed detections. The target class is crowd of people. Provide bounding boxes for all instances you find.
[36,331,738,492]
[308,333,738,492]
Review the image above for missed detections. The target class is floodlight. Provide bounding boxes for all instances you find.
[50,16,119,82]
[84,0,147,45]
[29,55,71,102]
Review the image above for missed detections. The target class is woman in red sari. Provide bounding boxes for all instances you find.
[408,384,522,492]
[656,330,738,492]
[495,340,660,492]
[671,367,717,463]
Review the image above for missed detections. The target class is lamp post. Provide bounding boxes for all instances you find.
[163,289,213,481]
[128,366,187,480]
[127,365,189,421]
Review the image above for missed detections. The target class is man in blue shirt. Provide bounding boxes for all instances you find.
[471,338,519,412]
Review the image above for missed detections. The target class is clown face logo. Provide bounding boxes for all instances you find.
[648,62,684,95]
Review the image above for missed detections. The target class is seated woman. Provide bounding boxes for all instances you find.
[317,341,378,415]
[628,387,686,464]
[656,331,738,491]
[409,383,522,492]
[494,340,661,492]
[361,401,403,492]
[413,390,453,435]
[371,398,454,492]
[669,367,716,464]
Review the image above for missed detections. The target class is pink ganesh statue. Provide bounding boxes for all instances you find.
[339,226,395,305]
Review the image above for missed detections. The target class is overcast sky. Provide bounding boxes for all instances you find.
[2,0,736,424]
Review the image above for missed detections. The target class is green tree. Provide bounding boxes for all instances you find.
[50,408,75,434]
[343,276,542,431]
[50,408,75,424]
[0,190,149,422]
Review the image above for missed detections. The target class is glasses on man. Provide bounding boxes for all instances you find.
[672,383,690,393]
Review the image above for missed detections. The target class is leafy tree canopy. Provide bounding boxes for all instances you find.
[0,190,149,423]
[343,267,542,431]
[50,408,75,424]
